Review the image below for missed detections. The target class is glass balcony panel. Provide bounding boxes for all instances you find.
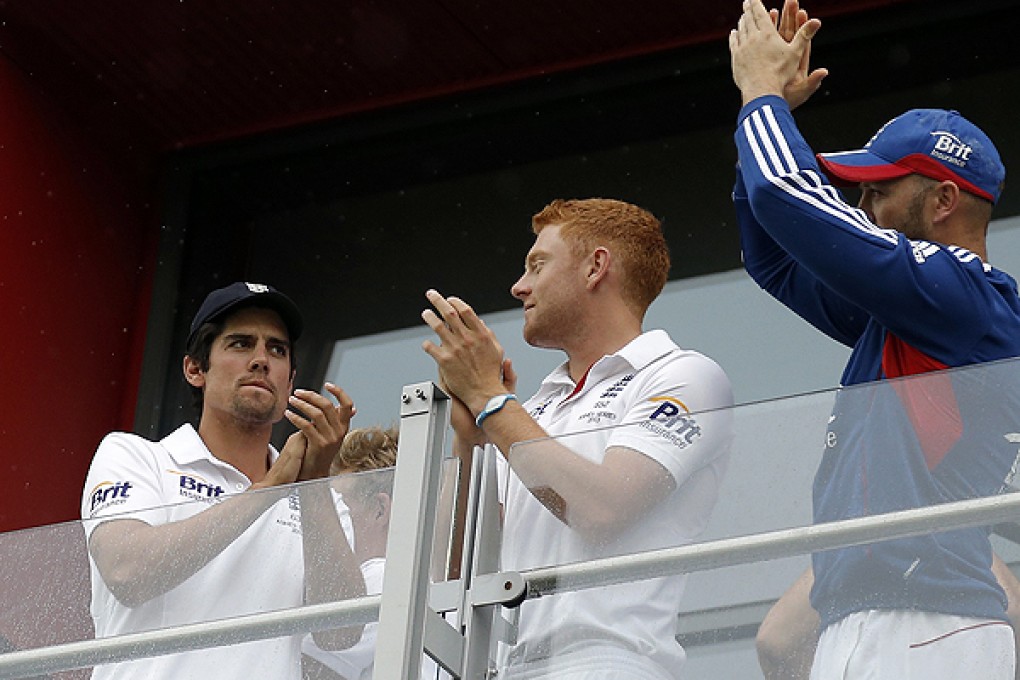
[0,471,393,679]
[4,359,1020,678]
[496,358,1020,678]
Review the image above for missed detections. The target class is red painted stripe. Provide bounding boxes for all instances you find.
[909,620,1012,648]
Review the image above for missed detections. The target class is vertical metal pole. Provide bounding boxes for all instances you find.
[459,445,504,679]
[373,382,450,680]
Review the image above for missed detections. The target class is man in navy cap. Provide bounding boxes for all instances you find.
[81,282,365,680]
[730,1,1020,678]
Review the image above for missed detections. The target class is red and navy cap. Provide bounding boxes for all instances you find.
[817,109,1005,204]
[187,282,303,347]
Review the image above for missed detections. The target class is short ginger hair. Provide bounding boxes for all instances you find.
[531,198,670,313]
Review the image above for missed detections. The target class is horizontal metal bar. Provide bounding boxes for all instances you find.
[523,492,1020,597]
[0,595,380,680]
[3,492,1018,679]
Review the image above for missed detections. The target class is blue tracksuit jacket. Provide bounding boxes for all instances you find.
[734,95,1020,629]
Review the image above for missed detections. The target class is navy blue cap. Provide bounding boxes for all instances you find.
[817,109,1005,204]
[187,282,303,347]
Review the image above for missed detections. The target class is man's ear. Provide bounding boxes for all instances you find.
[586,246,611,290]
[931,180,961,224]
[183,355,206,388]
[376,493,393,524]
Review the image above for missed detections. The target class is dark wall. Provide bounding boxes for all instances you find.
[141,0,1020,438]
[0,59,155,531]
[0,0,1013,524]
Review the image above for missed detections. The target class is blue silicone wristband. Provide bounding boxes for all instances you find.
[475,394,517,428]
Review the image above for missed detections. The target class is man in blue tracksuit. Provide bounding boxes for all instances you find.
[730,1,1020,677]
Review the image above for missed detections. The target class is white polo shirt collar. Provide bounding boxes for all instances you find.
[535,329,678,404]
[161,422,280,473]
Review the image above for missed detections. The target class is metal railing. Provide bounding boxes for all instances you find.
[2,369,1019,679]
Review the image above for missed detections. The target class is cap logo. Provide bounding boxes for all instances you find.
[245,282,271,294]
[930,131,973,168]
[864,116,896,149]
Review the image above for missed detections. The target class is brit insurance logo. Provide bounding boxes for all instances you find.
[88,480,133,515]
[929,131,973,169]
[174,471,226,504]
[639,396,702,448]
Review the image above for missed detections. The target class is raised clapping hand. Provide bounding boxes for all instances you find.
[730,0,823,107]
[421,289,511,423]
[774,0,828,109]
[260,383,355,485]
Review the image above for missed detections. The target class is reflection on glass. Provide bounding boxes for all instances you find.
[304,461,394,680]
[4,361,1020,679]
[498,396,733,680]
[749,360,1020,679]
[811,358,1020,635]
[302,430,452,680]
[495,359,1020,679]
[80,463,367,679]
[0,521,94,679]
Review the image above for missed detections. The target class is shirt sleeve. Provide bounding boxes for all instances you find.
[608,351,734,487]
[735,166,869,348]
[81,432,171,535]
[735,95,996,358]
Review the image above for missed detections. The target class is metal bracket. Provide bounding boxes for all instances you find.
[469,572,527,609]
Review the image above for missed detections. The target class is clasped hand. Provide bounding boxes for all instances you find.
[730,0,826,109]
[258,383,355,487]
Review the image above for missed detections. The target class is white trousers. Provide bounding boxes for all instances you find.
[498,641,678,680]
[811,610,1015,680]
